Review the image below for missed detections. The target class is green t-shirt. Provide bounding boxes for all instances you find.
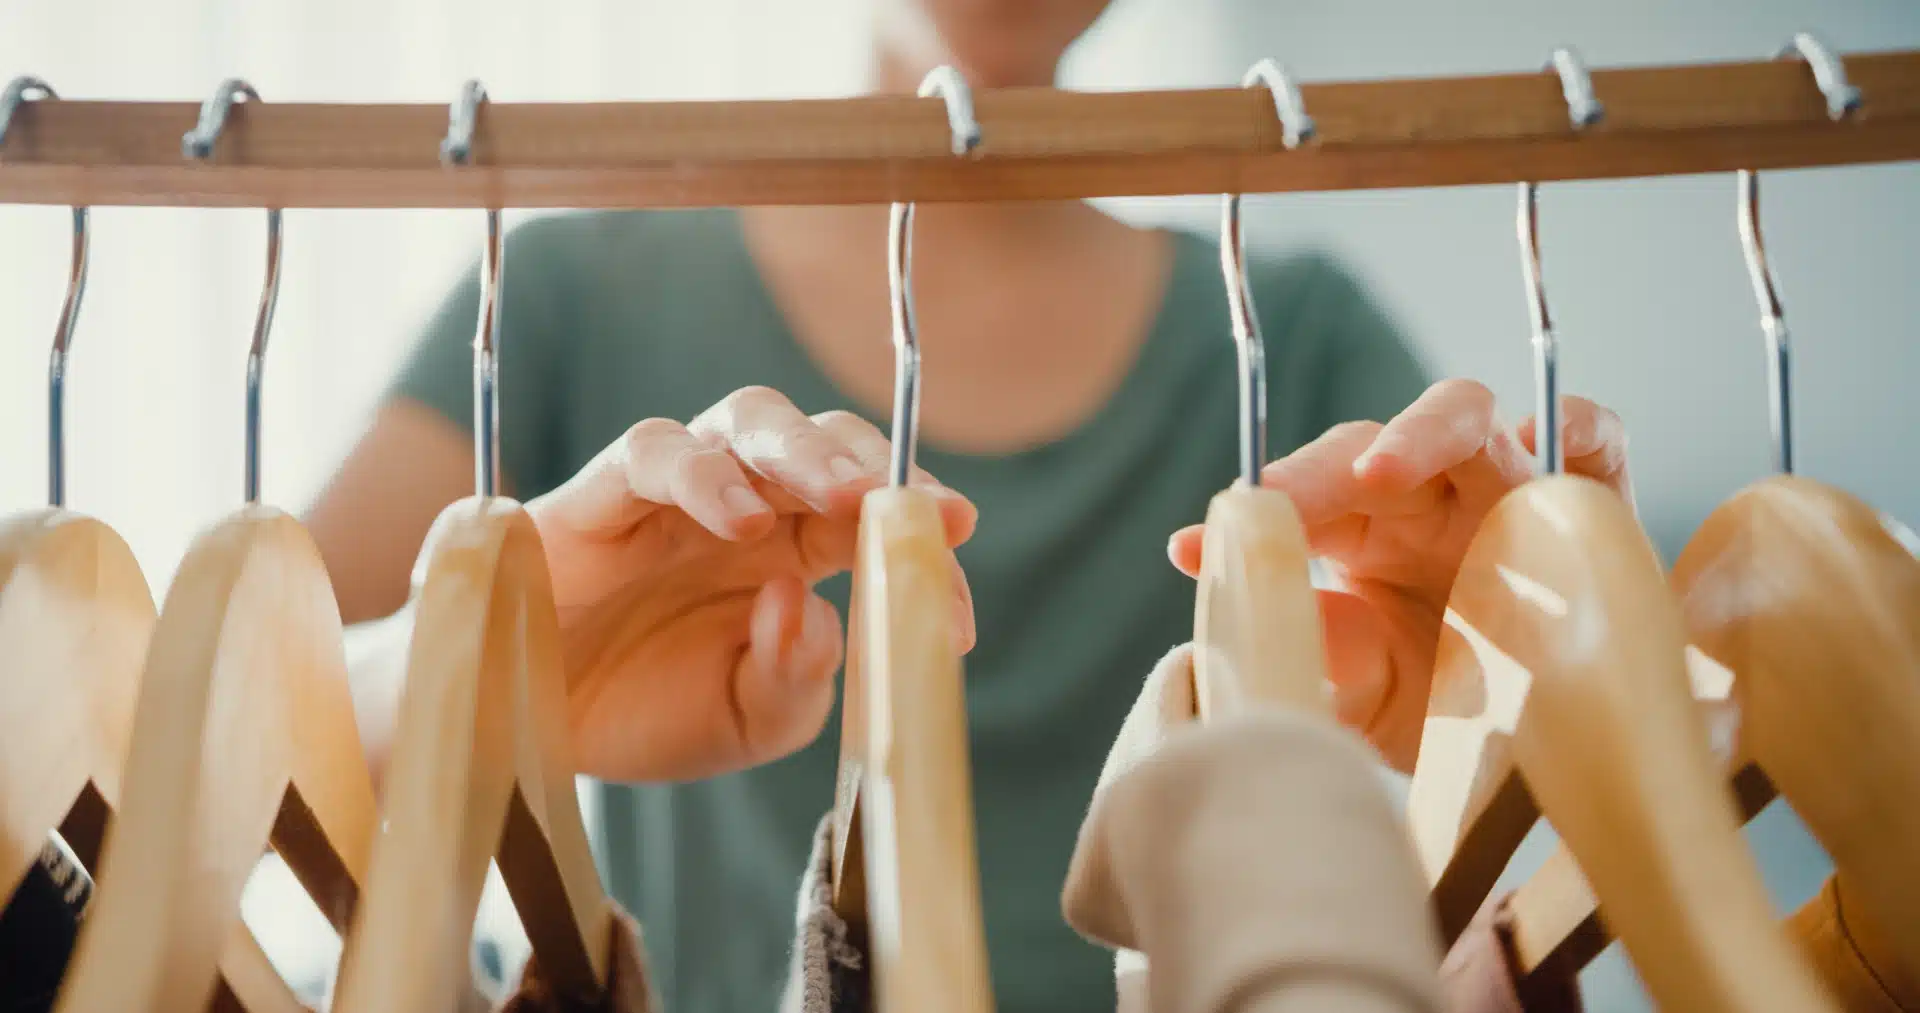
[391,208,1427,1013]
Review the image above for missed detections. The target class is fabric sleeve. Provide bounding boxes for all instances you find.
[1264,252,1431,436]
[1061,698,1444,1013]
[385,215,579,498]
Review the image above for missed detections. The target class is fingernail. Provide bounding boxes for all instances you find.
[828,456,866,485]
[723,485,769,519]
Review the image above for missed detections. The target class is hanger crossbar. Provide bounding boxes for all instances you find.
[1,51,1916,209]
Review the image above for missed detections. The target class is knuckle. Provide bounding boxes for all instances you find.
[622,417,687,452]
[726,385,782,413]
[811,409,869,432]
[1327,419,1385,442]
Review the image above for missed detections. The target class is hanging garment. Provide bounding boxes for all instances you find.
[1788,877,1918,1013]
[0,834,91,1013]
[494,908,659,1013]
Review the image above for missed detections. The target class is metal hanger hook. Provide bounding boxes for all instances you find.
[918,65,981,156]
[181,77,262,159]
[4,78,89,508]
[441,78,488,166]
[0,75,57,149]
[1780,32,1862,121]
[885,66,979,488]
[1520,47,1603,477]
[1547,47,1605,129]
[444,80,504,497]
[1242,58,1316,149]
[185,79,282,504]
[1736,170,1793,474]
[1731,34,1851,476]
[1218,58,1314,486]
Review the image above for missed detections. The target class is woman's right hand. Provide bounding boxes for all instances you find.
[512,386,976,784]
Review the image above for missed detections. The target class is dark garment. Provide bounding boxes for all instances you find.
[390,208,1428,1013]
[0,833,92,1013]
[499,908,660,1013]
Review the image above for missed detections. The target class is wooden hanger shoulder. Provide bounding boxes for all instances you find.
[332,497,611,1012]
[1191,485,1329,721]
[853,486,991,1013]
[54,505,375,1013]
[1409,475,1835,1013]
[1505,475,1920,997]
[829,533,870,925]
[0,509,152,889]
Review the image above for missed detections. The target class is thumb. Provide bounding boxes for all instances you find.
[732,577,843,765]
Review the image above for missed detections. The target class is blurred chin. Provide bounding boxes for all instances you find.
[878,0,1109,88]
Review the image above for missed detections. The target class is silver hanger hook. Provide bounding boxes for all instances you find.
[181,78,261,159]
[444,80,504,497]
[1780,32,1862,121]
[1242,58,1317,150]
[441,78,488,166]
[1519,47,1604,477]
[886,66,979,488]
[1547,47,1605,129]
[3,78,89,509]
[184,79,282,504]
[0,75,57,148]
[1737,171,1792,474]
[1733,35,1856,476]
[1218,59,1314,486]
[917,65,981,156]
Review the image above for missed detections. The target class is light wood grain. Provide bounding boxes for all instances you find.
[1191,485,1330,720]
[0,510,305,1013]
[1407,475,1836,1013]
[53,506,375,1013]
[331,497,612,1013]
[1505,476,1920,999]
[829,535,871,926]
[853,488,992,1013]
[0,52,1914,207]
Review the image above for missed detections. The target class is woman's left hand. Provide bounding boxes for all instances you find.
[1166,379,1633,771]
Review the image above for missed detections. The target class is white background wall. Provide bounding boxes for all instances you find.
[2,2,1915,1010]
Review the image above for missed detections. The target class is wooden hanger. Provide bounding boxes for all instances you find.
[53,82,376,1013]
[1406,85,1836,1008]
[331,117,614,1006]
[1500,112,1920,996]
[1408,475,1836,1013]
[1192,66,1332,722]
[0,99,307,1013]
[328,497,614,1011]
[1502,478,1920,993]
[827,78,993,1012]
[0,512,311,1013]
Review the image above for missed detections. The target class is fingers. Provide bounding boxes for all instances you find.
[951,556,978,653]
[1168,523,1203,578]
[732,578,843,762]
[539,417,776,542]
[1517,396,1635,505]
[1351,378,1531,507]
[691,387,881,513]
[1258,421,1381,524]
[812,410,978,546]
[1352,379,1496,486]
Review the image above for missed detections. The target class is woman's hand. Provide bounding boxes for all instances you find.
[511,386,976,783]
[1166,379,1632,771]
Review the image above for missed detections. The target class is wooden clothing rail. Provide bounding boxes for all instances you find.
[2,50,1918,209]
